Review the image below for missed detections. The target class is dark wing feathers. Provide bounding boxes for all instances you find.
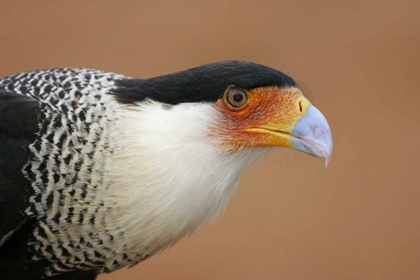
[0,89,39,246]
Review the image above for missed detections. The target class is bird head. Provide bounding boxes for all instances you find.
[108,61,333,253]
[115,61,332,164]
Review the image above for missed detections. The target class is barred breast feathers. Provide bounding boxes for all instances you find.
[0,69,134,274]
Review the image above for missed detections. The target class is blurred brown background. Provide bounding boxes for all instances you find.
[1,1,419,280]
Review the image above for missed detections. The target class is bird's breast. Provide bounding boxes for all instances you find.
[25,96,267,274]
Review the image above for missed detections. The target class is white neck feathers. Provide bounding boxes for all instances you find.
[104,100,268,256]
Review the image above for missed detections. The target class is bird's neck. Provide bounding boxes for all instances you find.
[104,99,269,258]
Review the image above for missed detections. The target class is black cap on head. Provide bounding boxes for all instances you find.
[113,60,297,105]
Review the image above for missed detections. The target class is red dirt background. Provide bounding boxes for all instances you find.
[1,2,419,280]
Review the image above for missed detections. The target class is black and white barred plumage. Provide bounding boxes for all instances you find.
[0,69,142,277]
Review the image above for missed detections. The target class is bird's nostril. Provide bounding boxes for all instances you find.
[299,101,303,112]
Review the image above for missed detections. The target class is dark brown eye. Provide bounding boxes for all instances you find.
[224,88,248,108]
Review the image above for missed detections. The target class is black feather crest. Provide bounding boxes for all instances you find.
[113,60,297,105]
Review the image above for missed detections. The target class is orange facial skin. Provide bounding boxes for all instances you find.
[212,86,311,150]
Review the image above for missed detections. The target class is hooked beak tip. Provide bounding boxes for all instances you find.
[291,105,333,164]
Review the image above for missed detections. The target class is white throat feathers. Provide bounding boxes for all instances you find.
[105,100,269,259]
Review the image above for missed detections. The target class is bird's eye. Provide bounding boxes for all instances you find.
[224,88,248,108]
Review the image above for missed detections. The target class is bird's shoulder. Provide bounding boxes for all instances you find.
[0,85,100,280]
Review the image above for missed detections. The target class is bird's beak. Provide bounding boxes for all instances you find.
[244,91,332,165]
[289,104,333,165]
